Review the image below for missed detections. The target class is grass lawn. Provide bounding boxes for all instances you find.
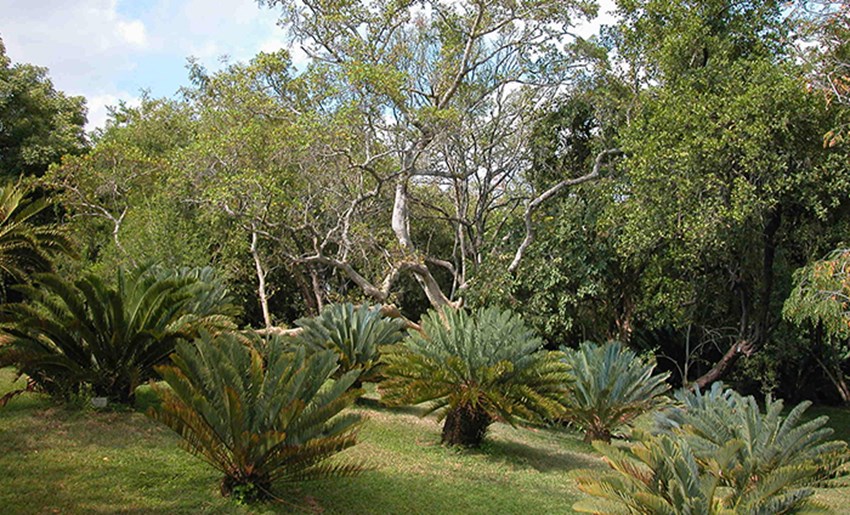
[2,367,850,514]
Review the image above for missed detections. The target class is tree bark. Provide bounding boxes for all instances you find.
[692,208,781,389]
[441,403,491,447]
[250,227,273,329]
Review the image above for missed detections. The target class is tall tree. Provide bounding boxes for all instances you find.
[609,0,850,387]
[255,0,620,311]
[0,38,87,179]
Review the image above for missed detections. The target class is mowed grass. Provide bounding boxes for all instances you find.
[3,367,850,514]
[0,368,597,514]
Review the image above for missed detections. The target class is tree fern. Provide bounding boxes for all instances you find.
[150,331,363,503]
[561,341,670,442]
[294,303,404,384]
[380,307,570,446]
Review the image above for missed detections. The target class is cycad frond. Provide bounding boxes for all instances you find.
[150,331,363,503]
[380,306,570,446]
[294,303,404,383]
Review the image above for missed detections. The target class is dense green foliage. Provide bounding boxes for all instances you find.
[574,384,849,513]
[150,332,363,503]
[0,182,72,286]
[380,307,570,446]
[294,303,404,384]
[0,38,86,179]
[0,265,235,402]
[560,341,670,442]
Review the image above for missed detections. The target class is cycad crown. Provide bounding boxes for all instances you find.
[380,306,570,447]
[0,182,73,285]
[0,264,235,402]
[574,382,850,514]
[561,340,670,442]
[150,331,363,503]
[294,303,404,383]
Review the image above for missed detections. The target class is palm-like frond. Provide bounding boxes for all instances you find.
[652,383,849,512]
[561,341,670,442]
[573,434,739,515]
[0,182,73,285]
[0,264,237,402]
[294,303,404,383]
[150,331,363,503]
[380,307,570,446]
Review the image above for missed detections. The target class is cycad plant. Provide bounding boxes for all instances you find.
[654,383,849,508]
[573,434,742,515]
[150,331,363,503]
[0,265,235,402]
[561,341,670,442]
[574,384,848,513]
[294,303,404,385]
[380,307,570,447]
[0,182,73,284]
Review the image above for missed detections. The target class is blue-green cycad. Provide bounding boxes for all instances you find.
[561,341,670,442]
[573,433,743,515]
[150,331,363,503]
[294,303,404,384]
[653,383,849,512]
[380,307,570,447]
[0,264,236,402]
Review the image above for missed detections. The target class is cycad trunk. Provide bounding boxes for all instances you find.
[584,427,613,443]
[441,403,491,447]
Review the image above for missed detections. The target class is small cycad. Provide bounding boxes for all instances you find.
[294,303,404,384]
[380,306,570,447]
[561,341,670,442]
[150,331,363,503]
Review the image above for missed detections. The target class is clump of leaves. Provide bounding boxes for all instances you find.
[294,303,404,384]
[574,383,849,513]
[380,307,570,447]
[0,182,73,286]
[150,331,363,503]
[0,264,236,403]
[560,341,670,442]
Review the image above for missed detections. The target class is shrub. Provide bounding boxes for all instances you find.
[0,182,73,285]
[0,264,236,403]
[150,331,363,503]
[380,306,570,447]
[294,303,404,384]
[560,341,670,442]
[574,383,849,513]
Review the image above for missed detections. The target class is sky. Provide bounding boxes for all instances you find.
[1,0,617,131]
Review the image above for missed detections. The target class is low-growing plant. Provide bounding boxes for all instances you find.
[294,303,404,385]
[561,341,670,442]
[380,306,570,447]
[0,264,236,403]
[150,331,363,503]
[656,383,850,500]
[574,384,849,513]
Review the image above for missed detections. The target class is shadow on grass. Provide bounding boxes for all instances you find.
[474,437,603,473]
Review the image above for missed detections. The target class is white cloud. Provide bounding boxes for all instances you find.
[85,91,141,131]
[0,0,149,93]
[117,19,148,48]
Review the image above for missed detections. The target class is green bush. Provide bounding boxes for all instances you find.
[380,307,570,447]
[150,331,363,503]
[294,303,404,384]
[0,264,236,403]
[560,341,670,442]
[574,383,849,513]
